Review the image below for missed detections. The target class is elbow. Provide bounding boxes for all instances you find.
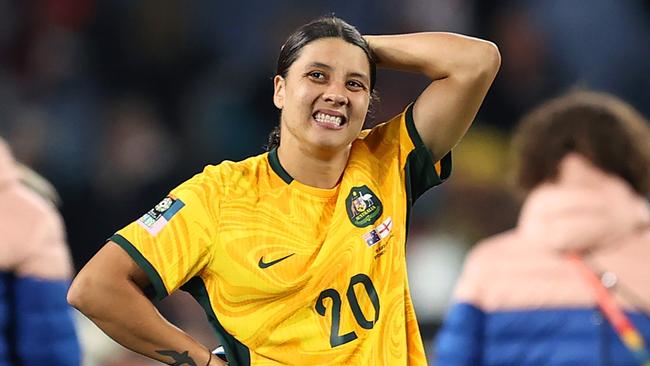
[482,41,501,76]
[67,271,98,316]
[473,40,501,81]
[455,40,501,83]
[66,275,85,310]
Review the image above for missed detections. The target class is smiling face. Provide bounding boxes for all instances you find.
[273,37,372,155]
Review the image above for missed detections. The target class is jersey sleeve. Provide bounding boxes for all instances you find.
[401,103,452,201]
[364,103,452,202]
[110,171,219,301]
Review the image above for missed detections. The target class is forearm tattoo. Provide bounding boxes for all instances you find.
[155,350,198,366]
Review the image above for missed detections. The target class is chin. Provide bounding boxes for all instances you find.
[309,137,350,153]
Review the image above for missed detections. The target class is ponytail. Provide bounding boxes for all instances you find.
[265,126,281,151]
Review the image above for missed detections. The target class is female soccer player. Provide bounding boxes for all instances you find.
[68,16,500,365]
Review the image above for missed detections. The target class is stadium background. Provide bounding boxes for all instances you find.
[0,0,648,364]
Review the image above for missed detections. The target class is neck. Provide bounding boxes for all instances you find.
[277,143,350,189]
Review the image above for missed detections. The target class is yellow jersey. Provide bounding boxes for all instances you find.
[111,104,451,365]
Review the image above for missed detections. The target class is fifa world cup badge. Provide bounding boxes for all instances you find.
[137,195,185,236]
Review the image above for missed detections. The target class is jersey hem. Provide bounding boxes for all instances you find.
[109,234,168,301]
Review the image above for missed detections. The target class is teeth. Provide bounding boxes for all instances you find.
[314,112,343,126]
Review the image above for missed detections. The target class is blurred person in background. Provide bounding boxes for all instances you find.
[0,137,81,365]
[67,15,499,366]
[435,91,650,365]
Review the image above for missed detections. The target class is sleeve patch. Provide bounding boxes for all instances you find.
[137,196,185,236]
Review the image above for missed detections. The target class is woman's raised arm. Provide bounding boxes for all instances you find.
[365,32,500,162]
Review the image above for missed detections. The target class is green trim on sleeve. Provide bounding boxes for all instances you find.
[267,147,294,184]
[109,234,169,301]
[404,104,430,158]
[181,277,251,366]
[404,103,452,202]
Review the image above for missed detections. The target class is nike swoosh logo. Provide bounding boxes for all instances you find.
[258,253,295,269]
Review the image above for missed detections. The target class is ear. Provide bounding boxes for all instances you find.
[273,75,285,109]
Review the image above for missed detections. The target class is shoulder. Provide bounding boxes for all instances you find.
[173,152,270,200]
[0,184,67,276]
[0,140,62,238]
[458,230,521,279]
[356,107,410,149]
[208,153,269,181]
[351,105,418,171]
[466,230,521,267]
[453,229,520,302]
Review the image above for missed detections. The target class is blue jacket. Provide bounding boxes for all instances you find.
[437,303,650,365]
[0,274,80,366]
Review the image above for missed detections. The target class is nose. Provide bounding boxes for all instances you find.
[322,84,348,106]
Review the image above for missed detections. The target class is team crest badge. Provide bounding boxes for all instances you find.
[345,185,383,228]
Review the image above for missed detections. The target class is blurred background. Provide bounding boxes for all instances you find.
[0,0,648,364]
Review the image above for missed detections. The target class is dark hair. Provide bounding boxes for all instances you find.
[511,90,650,195]
[266,16,378,151]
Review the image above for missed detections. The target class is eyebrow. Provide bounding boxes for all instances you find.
[307,62,370,83]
